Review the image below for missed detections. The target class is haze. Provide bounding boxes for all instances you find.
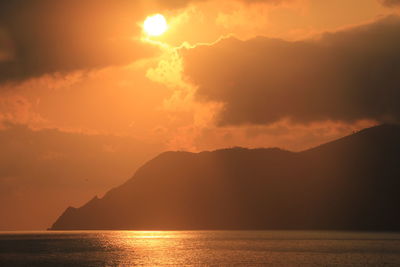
[0,0,399,230]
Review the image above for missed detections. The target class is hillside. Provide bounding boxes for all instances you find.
[50,124,400,230]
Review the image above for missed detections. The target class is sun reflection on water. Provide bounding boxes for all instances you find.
[3,231,400,266]
[99,231,203,266]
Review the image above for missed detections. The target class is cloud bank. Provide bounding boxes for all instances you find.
[0,0,293,85]
[183,15,400,126]
[0,0,159,84]
[379,0,400,7]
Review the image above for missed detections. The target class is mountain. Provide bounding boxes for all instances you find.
[50,124,400,230]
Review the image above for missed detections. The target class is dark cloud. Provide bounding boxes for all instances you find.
[183,15,400,126]
[0,0,158,84]
[379,0,400,7]
[0,0,292,84]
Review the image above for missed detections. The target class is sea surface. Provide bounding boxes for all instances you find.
[0,231,399,266]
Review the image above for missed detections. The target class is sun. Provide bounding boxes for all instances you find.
[143,14,168,37]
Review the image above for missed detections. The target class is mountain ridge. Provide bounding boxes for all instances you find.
[50,124,400,231]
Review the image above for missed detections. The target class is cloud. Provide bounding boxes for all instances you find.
[0,0,160,84]
[0,0,294,85]
[379,0,400,7]
[182,15,400,126]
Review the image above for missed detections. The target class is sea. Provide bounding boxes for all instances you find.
[0,231,399,266]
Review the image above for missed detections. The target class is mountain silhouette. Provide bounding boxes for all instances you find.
[50,124,400,230]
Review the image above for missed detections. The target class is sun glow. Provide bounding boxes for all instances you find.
[143,14,168,37]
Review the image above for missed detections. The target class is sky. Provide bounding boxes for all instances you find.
[0,0,399,230]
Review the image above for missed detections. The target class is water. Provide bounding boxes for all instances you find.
[0,231,399,266]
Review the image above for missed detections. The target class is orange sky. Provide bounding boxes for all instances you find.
[0,0,399,229]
